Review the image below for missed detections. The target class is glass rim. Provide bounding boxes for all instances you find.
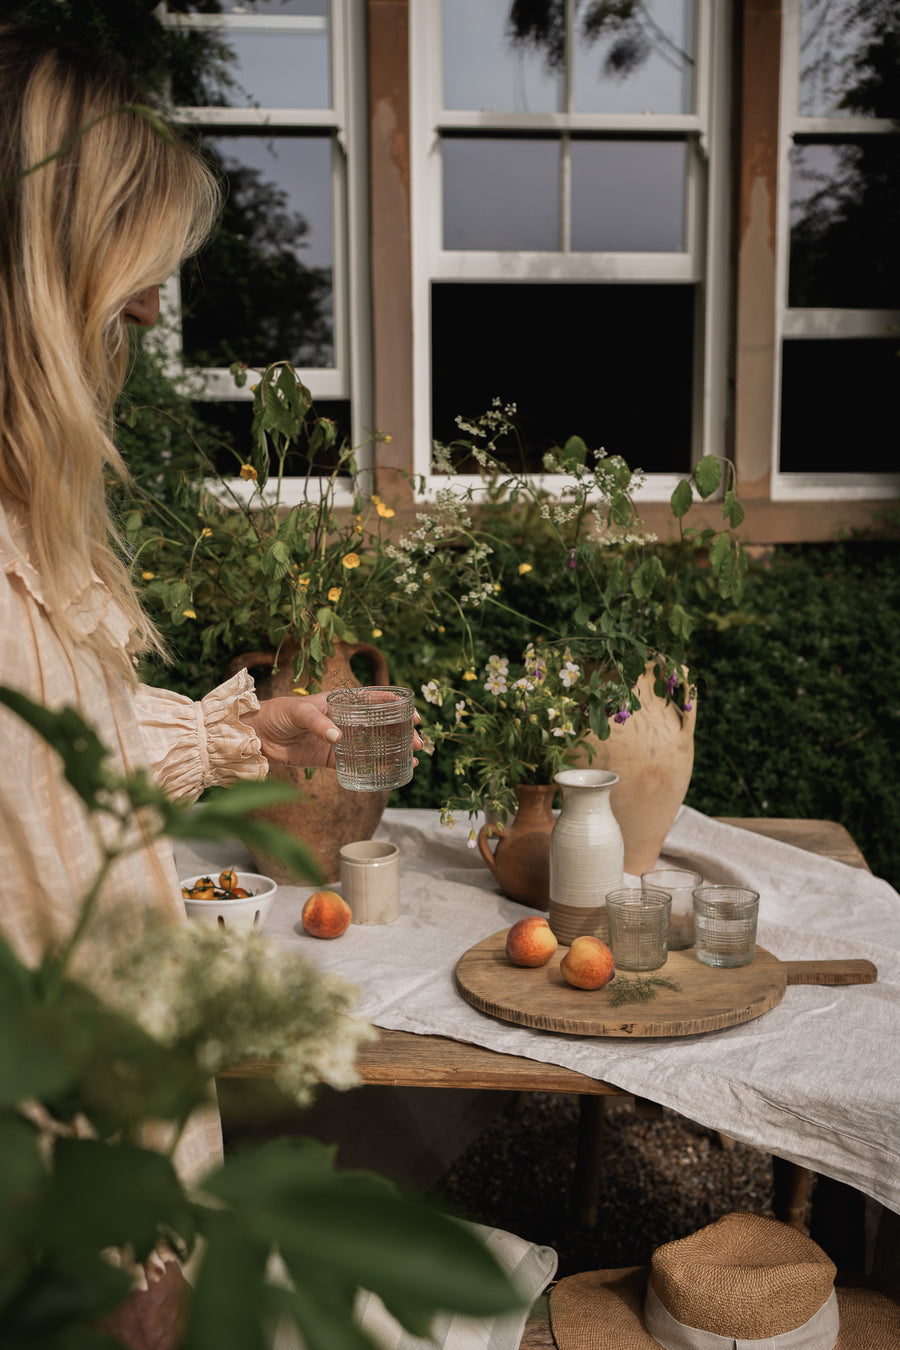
[692,885,760,904]
[641,868,703,887]
[606,887,671,908]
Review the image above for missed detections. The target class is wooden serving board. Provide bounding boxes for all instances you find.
[455,929,877,1038]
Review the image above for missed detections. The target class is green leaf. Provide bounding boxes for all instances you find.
[693,455,722,498]
[559,436,587,469]
[573,603,592,628]
[42,1139,193,1262]
[185,1229,271,1350]
[670,479,694,518]
[203,1142,522,1322]
[723,489,745,528]
[630,556,665,600]
[0,688,110,813]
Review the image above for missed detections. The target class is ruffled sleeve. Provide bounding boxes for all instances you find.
[131,669,267,802]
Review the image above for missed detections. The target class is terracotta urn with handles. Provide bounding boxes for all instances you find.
[227,638,393,883]
[572,663,697,876]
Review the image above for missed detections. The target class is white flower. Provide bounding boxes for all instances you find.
[454,700,467,724]
[551,726,566,737]
[560,661,581,688]
[419,732,436,756]
[485,654,509,674]
[467,829,477,849]
[421,680,443,706]
[484,673,508,695]
[512,677,535,693]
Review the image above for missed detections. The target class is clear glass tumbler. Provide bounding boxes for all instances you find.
[326,686,416,791]
[641,868,703,950]
[692,885,760,968]
[605,887,671,971]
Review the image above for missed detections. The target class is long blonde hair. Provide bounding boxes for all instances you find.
[0,27,222,676]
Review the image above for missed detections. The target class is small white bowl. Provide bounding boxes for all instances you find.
[180,872,277,931]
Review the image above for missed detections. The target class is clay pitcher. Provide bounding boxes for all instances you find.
[227,638,393,883]
[574,664,697,876]
[477,783,557,910]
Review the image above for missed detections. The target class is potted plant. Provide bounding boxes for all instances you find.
[421,643,594,908]
[121,361,437,880]
[397,402,747,875]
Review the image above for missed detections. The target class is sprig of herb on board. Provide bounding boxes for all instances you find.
[608,975,682,1007]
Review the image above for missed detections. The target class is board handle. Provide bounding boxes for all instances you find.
[783,959,877,985]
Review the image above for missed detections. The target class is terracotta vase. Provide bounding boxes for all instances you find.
[477,783,557,910]
[227,638,393,883]
[573,664,697,876]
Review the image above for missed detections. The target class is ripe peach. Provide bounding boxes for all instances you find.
[302,889,351,939]
[560,935,615,990]
[506,916,559,968]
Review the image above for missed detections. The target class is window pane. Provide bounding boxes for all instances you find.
[799,0,899,118]
[780,339,898,472]
[182,134,335,368]
[573,0,695,114]
[789,139,900,308]
[443,138,560,250]
[431,282,694,473]
[571,139,686,251]
[169,2,330,109]
[442,0,563,113]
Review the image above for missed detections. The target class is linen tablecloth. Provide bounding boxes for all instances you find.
[175,805,900,1216]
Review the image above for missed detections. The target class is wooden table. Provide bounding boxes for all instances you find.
[223,818,870,1100]
[221,818,874,1350]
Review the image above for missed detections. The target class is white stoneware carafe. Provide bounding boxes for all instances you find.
[549,769,624,945]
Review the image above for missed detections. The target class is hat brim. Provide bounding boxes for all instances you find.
[548,1266,900,1350]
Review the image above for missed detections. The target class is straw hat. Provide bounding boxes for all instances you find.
[549,1212,900,1349]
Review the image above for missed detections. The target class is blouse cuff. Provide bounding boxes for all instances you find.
[134,669,267,802]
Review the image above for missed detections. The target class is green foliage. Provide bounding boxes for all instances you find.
[685,539,900,889]
[117,359,426,693]
[422,646,597,827]
[0,689,522,1345]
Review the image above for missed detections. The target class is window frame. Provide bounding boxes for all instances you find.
[409,0,733,502]
[771,0,900,502]
[159,0,372,506]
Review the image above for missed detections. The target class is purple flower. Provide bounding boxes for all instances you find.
[666,672,678,697]
[684,699,693,712]
[566,549,577,570]
[613,708,630,724]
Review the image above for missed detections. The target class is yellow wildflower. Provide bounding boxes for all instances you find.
[376,502,395,519]
[462,669,477,681]
[141,570,155,581]
[295,575,311,589]
[518,562,533,575]
[372,628,383,638]
[342,553,361,569]
[370,494,381,505]
[200,527,212,538]
[328,586,342,602]
[239,463,258,481]
[384,434,392,443]
[292,686,309,696]
[182,609,196,619]
[493,583,502,592]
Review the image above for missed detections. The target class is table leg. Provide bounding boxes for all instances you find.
[574,1096,663,1227]
[772,1156,813,1230]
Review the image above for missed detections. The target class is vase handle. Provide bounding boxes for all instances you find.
[226,650,276,680]
[477,821,505,878]
[342,641,391,687]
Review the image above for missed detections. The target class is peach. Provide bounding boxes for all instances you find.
[560,935,615,990]
[506,916,559,968]
[302,889,351,939]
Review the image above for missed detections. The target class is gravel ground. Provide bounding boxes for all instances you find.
[429,1092,785,1279]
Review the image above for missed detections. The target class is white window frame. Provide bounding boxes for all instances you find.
[409,0,732,503]
[158,1,372,506]
[772,0,900,502]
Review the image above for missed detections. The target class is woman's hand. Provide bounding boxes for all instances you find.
[242,694,422,770]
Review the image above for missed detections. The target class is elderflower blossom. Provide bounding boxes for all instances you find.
[104,925,375,1106]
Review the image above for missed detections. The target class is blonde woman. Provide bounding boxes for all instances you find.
[0,21,365,1186]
